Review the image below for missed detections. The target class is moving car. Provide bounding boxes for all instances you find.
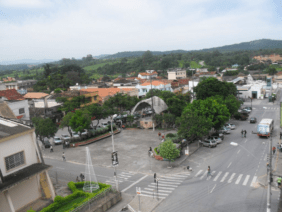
[250,117,257,123]
[200,139,217,148]
[53,136,63,145]
[242,107,252,113]
[225,123,236,130]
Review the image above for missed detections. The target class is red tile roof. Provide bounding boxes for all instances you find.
[138,71,158,76]
[276,72,282,76]
[178,78,190,85]
[0,89,25,100]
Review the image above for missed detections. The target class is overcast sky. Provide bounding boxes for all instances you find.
[0,0,282,62]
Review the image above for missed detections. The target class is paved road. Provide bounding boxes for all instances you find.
[154,98,281,212]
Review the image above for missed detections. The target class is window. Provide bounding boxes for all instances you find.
[94,96,97,100]
[5,151,25,171]
[142,89,147,92]
[19,108,25,114]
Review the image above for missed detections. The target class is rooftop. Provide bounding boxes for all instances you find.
[0,117,32,140]
[138,71,158,76]
[140,81,169,86]
[81,88,135,99]
[24,92,49,99]
[0,101,17,119]
[0,89,25,101]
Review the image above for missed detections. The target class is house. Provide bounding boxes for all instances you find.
[113,79,136,87]
[0,101,17,119]
[136,81,172,98]
[253,54,282,63]
[196,68,208,73]
[0,89,25,101]
[0,117,55,212]
[195,71,217,78]
[167,68,187,80]
[4,80,37,92]
[137,71,158,79]
[80,88,138,103]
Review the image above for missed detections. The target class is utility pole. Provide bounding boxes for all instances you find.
[110,117,119,190]
[267,133,273,212]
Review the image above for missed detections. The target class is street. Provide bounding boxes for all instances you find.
[44,98,282,212]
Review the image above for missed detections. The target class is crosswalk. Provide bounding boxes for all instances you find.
[194,170,257,187]
[139,173,191,199]
[105,171,135,185]
[259,107,279,110]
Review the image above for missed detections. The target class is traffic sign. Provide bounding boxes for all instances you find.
[136,187,141,194]
[112,151,119,166]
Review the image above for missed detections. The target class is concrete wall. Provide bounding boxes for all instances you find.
[136,84,172,97]
[168,71,186,80]
[9,175,41,211]
[7,100,30,120]
[0,132,38,176]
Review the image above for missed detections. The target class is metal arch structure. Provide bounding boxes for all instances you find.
[131,96,168,115]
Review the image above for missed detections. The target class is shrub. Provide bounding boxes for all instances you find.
[233,112,241,120]
[154,147,159,155]
[166,133,176,138]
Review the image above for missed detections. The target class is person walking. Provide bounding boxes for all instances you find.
[76,176,79,182]
[158,132,161,140]
[244,130,247,138]
[273,146,276,155]
[241,130,244,138]
[207,166,211,178]
[277,176,282,188]
[80,173,84,181]
[62,152,66,161]
[50,145,53,152]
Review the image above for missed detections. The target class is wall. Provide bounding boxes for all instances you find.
[168,72,176,80]
[0,192,10,212]
[8,175,41,211]
[7,100,30,120]
[136,84,172,97]
[0,132,38,176]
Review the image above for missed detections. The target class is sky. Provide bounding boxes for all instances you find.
[0,0,282,63]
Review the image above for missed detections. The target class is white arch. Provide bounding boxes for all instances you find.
[131,96,168,115]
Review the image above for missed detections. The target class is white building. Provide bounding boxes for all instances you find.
[0,117,55,212]
[6,100,30,121]
[167,68,186,80]
[137,71,158,79]
[136,81,172,98]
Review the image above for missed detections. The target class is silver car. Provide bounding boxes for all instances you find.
[225,123,236,130]
[200,139,217,148]
[210,136,222,144]
[53,136,63,145]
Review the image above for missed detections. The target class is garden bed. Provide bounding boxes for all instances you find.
[70,129,120,147]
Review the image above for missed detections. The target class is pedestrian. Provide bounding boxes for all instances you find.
[80,173,84,181]
[244,130,247,138]
[207,166,211,178]
[158,132,161,140]
[50,145,53,152]
[62,152,66,161]
[241,130,244,138]
[277,176,282,188]
[273,146,276,155]
[76,176,79,182]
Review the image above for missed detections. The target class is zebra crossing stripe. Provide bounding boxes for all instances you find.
[200,171,208,180]
[158,181,181,185]
[228,173,236,183]
[195,170,203,177]
[151,183,178,187]
[148,185,175,190]
[144,188,172,193]
[235,174,243,184]
[159,178,182,182]
[213,171,222,181]
[251,176,257,187]
[243,175,250,186]
[220,172,229,182]
[141,190,168,196]
[163,176,186,179]
[139,194,166,199]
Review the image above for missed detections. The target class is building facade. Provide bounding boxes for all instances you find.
[0,118,55,212]
[136,81,172,97]
[6,100,30,121]
[167,68,187,80]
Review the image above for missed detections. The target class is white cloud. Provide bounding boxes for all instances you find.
[0,0,52,8]
[0,0,281,61]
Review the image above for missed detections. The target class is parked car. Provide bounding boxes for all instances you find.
[200,139,217,148]
[219,126,231,134]
[224,123,236,130]
[101,122,109,128]
[242,107,252,113]
[250,117,257,123]
[71,130,80,138]
[43,137,51,148]
[211,132,224,140]
[53,137,63,145]
[61,134,71,141]
[209,136,222,144]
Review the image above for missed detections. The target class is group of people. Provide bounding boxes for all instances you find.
[76,173,85,182]
[241,130,247,138]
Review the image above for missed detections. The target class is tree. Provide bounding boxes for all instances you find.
[59,112,74,137]
[104,93,128,114]
[268,67,277,75]
[87,104,111,128]
[56,96,90,112]
[125,95,140,114]
[159,139,180,167]
[69,109,91,136]
[32,117,58,143]
[127,115,134,126]
[166,96,187,117]
[194,78,237,100]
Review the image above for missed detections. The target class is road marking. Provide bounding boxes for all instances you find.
[227,162,232,168]
[151,183,178,187]
[220,172,229,182]
[264,155,267,161]
[148,185,175,190]
[141,190,168,196]
[214,171,222,181]
[163,175,186,179]
[243,175,250,186]
[210,184,216,193]
[237,150,241,154]
[159,178,183,182]
[251,176,257,187]
[121,175,148,192]
[144,188,172,193]
[200,171,208,180]
[139,194,165,199]
[228,173,236,183]
[195,170,203,177]
[245,139,248,143]
[158,181,181,185]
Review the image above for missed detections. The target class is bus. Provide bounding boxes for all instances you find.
[257,119,274,137]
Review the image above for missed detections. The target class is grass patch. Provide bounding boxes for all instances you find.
[55,196,86,212]
[190,61,202,69]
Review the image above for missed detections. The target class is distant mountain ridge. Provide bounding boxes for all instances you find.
[101,39,282,59]
[0,59,55,65]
